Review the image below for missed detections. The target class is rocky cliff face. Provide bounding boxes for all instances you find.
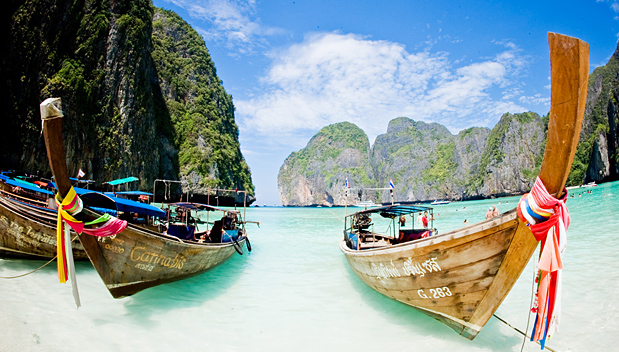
[278,122,373,206]
[152,9,254,200]
[371,117,455,203]
[567,41,619,185]
[476,112,546,197]
[0,0,253,202]
[278,113,546,206]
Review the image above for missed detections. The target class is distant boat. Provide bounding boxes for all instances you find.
[339,33,588,340]
[354,200,379,208]
[430,200,450,205]
[567,181,597,190]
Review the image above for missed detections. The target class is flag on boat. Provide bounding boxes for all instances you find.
[389,179,395,189]
[345,177,349,188]
[77,169,85,178]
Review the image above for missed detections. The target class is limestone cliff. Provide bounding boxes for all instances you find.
[278,122,373,206]
[567,41,619,185]
[0,0,253,203]
[278,113,546,206]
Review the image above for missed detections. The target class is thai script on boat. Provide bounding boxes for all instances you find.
[371,260,401,279]
[0,216,56,247]
[402,257,441,277]
[130,246,187,270]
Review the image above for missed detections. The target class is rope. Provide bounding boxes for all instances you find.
[327,209,345,223]
[522,256,539,352]
[0,235,78,279]
[493,314,557,352]
[0,256,57,279]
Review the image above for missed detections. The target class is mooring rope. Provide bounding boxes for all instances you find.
[327,209,345,223]
[522,256,539,352]
[493,313,557,352]
[0,256,57,279]
[0,235,79,279]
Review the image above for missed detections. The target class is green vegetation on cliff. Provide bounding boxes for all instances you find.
[566,48,619,186]
[278,122,372,205]
[1,1,253,199]
[422,141,457,183]
[152,8,253,194]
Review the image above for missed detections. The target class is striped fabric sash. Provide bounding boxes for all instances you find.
[517,176,570,349]
[54,187,128,307]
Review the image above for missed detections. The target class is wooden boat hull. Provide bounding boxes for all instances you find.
[341,209,535,339]
[0,195,87,260]
[340,32,589,340]
[38,97,249,298]
[0,191,245,298]
[81,223,246,298]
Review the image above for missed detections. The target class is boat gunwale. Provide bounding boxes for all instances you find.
[0,192,244,250]
[340,209,519,257]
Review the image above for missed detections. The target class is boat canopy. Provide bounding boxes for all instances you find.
[169,202,239,214]
[104,176,139,186]
[48,182,166,218]
[105,191,153,196]
[0,175,54,195]
[69,177,95,184]
[349,204,433,218]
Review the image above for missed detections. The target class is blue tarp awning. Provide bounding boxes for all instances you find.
[48,182,166,218]
[104,177,139,186]
[170,202,236,213]
[1,177,53,195]
[106,195,166,218]
[348,204,433,218]
[104,191,153,196]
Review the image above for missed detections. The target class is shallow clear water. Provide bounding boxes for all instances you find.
[2,182,618,351]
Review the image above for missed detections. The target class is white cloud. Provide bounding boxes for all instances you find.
[236,32,530,146]
[519,94,550,106]
[160,0,282,52]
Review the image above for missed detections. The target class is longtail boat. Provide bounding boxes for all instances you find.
[40,98,253,298]
[340,32,588,340]
[0,172,168,261]
[0,175,88,260]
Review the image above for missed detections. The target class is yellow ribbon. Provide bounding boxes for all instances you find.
[55,187,84,283]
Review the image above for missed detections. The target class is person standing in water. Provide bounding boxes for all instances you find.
[485,207,493,220]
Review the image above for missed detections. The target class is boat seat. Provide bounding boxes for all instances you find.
[398,229,430,244]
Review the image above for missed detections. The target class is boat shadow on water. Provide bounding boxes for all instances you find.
[120,253,250,318]
[340,255,529,349]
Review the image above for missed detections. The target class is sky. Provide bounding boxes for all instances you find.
[152,0,619,206]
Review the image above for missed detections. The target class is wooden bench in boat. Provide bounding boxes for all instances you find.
[359,233,393,249]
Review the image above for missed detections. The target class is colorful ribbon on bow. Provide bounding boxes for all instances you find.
[517,176,570,349]
[55,187,84,284]
[55,186,128,307]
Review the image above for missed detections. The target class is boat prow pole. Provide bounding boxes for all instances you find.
[464,32,589,338]
[40,98,72,197]
[40,98,114,284]
[539,32,590,196]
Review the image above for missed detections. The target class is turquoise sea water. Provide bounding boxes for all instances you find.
[1,181,619,351]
